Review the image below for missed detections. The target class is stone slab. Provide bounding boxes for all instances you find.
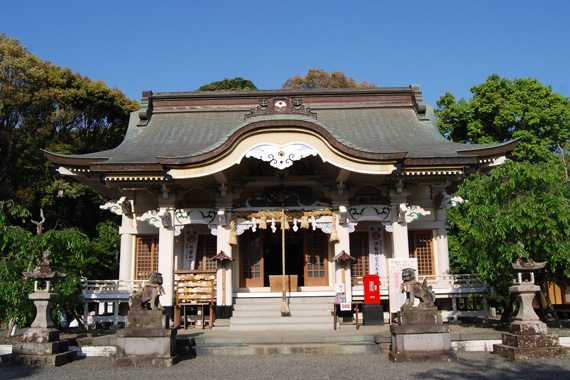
[493,344,570,360]
[396,310,442,325]
[510,320,547,335]
[392,332,452,353]
[125,312,169,329]
[391,324,450,335]
[21,328,60,343]
[501,332,560,348]
[117,327,176,338]
[388,350,456,363]
[116,336,177,358]
[1,350,76,366]
[114,355,178,368]
[11,340,69,355]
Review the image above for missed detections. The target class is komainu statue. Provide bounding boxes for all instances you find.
[400,267,436,310]
[129,272,165,311]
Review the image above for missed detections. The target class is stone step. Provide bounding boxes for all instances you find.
[233,296,335,305]
[1,350,77,366]
[232,308,332,317]
[233,304,332,312]
[176,334,377,355]
[229,297,337,331]
[231,315,332,325]
[193,342,378,355]
[229,322,336,332]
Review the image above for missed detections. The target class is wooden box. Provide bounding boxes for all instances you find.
[269,275,298,292]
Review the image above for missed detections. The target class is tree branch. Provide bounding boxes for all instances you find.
[31,208,45,235]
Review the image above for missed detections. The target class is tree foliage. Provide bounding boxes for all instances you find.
[0,33,139,219]
[439,75,570,317]
[0,201,117,328]
[282,68,377,90]
[435,74,570,162]
[448,158,570,304]
[0,34,129,326]
[196,77,257,91]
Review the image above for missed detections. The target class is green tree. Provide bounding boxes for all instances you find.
[0,34,138,237]
[196,77,257,91]
[282,68,377,89]
[435,74,570,162]
[0,200,119,331]
[448,157,570,323]
[0,200,105,331]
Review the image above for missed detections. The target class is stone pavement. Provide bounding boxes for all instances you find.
[3,351,570,380]
[2,321,570,379]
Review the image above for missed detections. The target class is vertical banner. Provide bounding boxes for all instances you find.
[388,258,418,314]
[368,225,385,276]
[183,229,198,270]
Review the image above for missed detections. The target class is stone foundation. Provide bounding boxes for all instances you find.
[115,309,178,367]
[2,338,76,366]
[493,320,570,360]
[389,309,456,362]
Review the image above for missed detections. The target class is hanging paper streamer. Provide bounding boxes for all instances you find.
[228,210,338,245]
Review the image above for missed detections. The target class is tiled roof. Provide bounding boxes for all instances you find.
[44,87,516,169]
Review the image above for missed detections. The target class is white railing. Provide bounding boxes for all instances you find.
[351,274,488,292]
[351,274,490,322]
[417,274,488,292]
[81,279,147,327]
[82,279,147,300]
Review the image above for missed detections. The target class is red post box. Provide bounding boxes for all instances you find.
[363,274,380,304]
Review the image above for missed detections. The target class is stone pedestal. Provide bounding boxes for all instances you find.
[22,291,60,343]
[389,309,456,362]
[493,320,570,360]
[115,309,178,367]
[4,339,77,366]
[494,283,570,360]
[2,292,76,366]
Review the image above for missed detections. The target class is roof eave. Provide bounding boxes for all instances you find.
[456,139,520,157]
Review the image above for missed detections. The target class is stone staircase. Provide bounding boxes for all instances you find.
[229,296,337,331]
[179,332,380,356]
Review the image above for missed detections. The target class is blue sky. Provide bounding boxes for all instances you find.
[3,0,569,107]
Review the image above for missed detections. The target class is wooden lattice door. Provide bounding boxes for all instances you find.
[349,232,369,278]
[135,235,159,280]
[239,231,264,287]
[304,230,328,286]
[408,230,434,276]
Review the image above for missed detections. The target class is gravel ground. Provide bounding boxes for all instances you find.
[3,352,570,380]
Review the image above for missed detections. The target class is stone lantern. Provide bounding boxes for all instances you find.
[508,256,545,323]
[4,249,77,366]
[494,256,570,360]
[21,249,67,343]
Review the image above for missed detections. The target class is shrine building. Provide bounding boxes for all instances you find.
[44,86,517,328]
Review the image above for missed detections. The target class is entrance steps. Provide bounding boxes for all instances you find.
[177,332,379,356]
[229,296,337,331]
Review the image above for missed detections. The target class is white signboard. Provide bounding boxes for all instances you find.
[368,225,385,276]
[183,229,198,270]
[388,258,418,314]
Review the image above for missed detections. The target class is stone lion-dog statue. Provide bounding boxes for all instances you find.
[130,272,165,311]
[399,267,436,311]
